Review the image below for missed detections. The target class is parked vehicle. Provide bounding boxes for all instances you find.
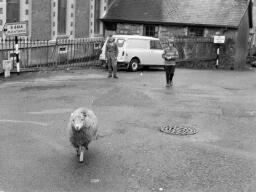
[99,35,165,71]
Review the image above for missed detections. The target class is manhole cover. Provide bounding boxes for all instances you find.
[160,124,198,135]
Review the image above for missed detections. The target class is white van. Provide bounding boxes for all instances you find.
[99,35,165,71]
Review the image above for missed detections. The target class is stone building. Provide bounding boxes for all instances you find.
[0,0,109,40]
[101,0,253,69]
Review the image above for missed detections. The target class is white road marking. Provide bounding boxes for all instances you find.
[0,119,48,127]
[28,108,72,115]
[0,74,106,89]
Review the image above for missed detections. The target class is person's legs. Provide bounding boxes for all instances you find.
[107,56,113,77]
[112,57,118,78]
[165,66,171,86]
[169,65,176,86]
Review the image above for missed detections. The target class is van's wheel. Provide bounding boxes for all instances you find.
[129,59,139,72]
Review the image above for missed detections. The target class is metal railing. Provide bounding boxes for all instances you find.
[0,37,104,72]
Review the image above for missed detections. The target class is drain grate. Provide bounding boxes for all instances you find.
[160,124,198,136]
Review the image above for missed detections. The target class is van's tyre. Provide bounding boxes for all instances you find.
[129,59,139,72]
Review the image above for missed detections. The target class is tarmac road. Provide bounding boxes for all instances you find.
[0,68,256,192]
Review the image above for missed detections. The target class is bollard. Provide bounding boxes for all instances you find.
[3,60,12,78]
[15,36,20,75]
[216,47,220,68]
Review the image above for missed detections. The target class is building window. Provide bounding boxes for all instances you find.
[188,27,204,37]
[70,31,73,35]
[71,12,73,17]
[0,20,2,25]
[71,4,74,9]
[53,12,55,17]
[143,25,159,37]
[25,9,29,15]
[6,0,20,23]
[70,22,73,27]
[0,8,2,14]
[150,40,162,50]
[25,0,29,4]
[53,22,55,27]
[53,2,56,7]
[105,23,117,31]
[58,0,67,35]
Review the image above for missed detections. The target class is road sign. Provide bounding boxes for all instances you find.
[58,46,67,54]
[214,36,225,44]
[2,21,28,37]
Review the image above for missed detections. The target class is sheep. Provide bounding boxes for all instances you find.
[68,107,98,162]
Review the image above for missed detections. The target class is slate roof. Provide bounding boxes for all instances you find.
[102,0,252,28]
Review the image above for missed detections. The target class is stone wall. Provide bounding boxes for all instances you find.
[159,26,187,38]
[108,22,249,70]
[116,23,143,35]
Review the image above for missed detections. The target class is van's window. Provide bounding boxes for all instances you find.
[116,39,125,47]
[150,40,162,50]
[127,39,149,49]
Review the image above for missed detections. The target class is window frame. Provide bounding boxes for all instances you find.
[188,27,205,37]
[6,0,20,23]
[57,0,67,35]
[143,25,159,38]
[150,40,162,50]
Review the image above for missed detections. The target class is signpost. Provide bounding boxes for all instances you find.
[213,36,225,44]
[214,35,225,68]
[3,21,28,37]
[2,21,28,76]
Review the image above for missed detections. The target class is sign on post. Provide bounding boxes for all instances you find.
[214,36,225,44]
[58,46,68,54]
[2,21,28,37]
[2,60,13,78]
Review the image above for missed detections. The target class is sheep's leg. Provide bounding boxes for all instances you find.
[79,146,85,163]
[76,148,80,157]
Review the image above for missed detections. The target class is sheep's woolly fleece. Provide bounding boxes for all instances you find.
[68,107,98,149]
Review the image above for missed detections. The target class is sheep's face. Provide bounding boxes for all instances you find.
[71,113,86,131]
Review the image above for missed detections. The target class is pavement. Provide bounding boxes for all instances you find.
[0,68,256,192]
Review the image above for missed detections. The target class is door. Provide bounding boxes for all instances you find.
[149,40,165,65]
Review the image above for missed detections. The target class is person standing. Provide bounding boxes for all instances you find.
[162,38,179,87]
[106,35,119,78]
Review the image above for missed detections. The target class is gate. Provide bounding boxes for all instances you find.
[0,37,104,73]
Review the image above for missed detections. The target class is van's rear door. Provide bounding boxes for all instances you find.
[149,40,165,65]
[99,37,108,61]
[116,38,126,62]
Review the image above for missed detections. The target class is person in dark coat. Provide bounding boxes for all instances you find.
[162,37,179,87]
[106,35,119,78]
